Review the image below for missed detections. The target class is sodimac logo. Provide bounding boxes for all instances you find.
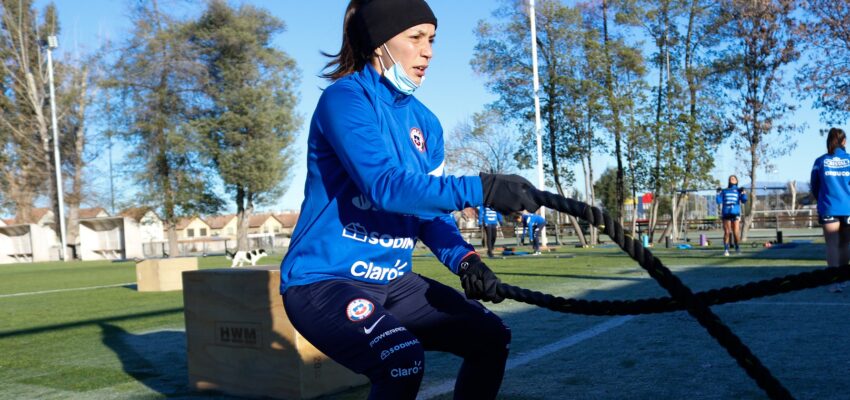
[341,222,415,249]
[824,157,850,169]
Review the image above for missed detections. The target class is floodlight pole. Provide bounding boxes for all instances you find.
[108,130,115,215]
[46,35,67,261]
[529,0,547,246]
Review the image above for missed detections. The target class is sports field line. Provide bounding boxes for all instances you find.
[0,282,136,298]
[416,315,634,400]
[741,301,850,307]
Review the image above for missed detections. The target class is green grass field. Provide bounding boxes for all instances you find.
[1,240,847,399]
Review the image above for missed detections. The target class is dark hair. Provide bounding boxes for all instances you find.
[728,175,738,187]
[827,127,846,155]
[321,1,372,81]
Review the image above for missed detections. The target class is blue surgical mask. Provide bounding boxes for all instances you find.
[378,45,421,95]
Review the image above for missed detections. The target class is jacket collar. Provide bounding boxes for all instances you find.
[357,64,413,106]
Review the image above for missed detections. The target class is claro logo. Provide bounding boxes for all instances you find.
[391,360,423,378]
[215,322,261,348]
[351,259,408,281]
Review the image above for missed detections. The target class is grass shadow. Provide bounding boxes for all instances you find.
[99,323,191,396]
[98,324,245,399]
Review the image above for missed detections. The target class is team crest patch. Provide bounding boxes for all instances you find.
[346,298,374,321]
[410,128,426,152]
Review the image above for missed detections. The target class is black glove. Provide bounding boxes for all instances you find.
[480,173,542,215]
[458,253,504,303]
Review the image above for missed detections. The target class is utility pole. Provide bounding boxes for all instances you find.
[528,0,547,246]
[46,35,68,261]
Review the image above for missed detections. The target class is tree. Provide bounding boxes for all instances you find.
[0,0,60,226]
[61,55,100,255]
[593,166,632,220]
[473,0,589,245]
[574,0,647,227]
[445,110,520,175]
[718,0,800,241]
[105,0,223,257]
[618,0,730,242]
[571,10,608,244]
[623,90,652,235]
[600,0,628,225]
[191,0,300,251]
[797,0,850,124]
[1,1,103,258]
[611,11,651,234]
[659,0,729,242]
[474,1,576,192]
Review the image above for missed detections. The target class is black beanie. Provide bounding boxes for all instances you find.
[350,0,438,51]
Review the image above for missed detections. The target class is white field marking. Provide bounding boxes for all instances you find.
[740,301,850,307]
[133,327,186,335]
[416,316,634,400]
[0,282,135,298]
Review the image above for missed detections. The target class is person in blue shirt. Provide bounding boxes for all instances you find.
[278,1,543,399]
[811,128,850,273]
[478,206,502,258]
[520,212,546,255]
[716,175,748,256]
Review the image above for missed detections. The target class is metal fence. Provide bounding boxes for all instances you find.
[141,234,292,258]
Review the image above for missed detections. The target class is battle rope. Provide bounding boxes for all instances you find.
[496,190,850,400]
[498,264,850,316]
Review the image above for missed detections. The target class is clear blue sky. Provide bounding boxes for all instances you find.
[37,0,831,213]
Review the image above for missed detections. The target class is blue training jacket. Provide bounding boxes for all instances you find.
[811,147,850,217]
[279,65,483,293]
[521,214,546,242]
[478,206,502,226]
[716,185,747,217]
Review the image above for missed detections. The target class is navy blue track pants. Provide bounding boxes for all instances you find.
[532,225,543,252]
[282,272,511,400]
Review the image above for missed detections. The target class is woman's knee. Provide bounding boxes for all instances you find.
[824,222,841,235]
[824,224,841,244]
[492,320,512,354]
[367,339,425,398]
[839,226,850,245]
[466,316,511,359]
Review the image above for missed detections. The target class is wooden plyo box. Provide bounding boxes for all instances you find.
[135,257,198,292]
[182,266,368,399]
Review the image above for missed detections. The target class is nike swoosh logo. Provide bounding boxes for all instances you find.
[363,315,386,335]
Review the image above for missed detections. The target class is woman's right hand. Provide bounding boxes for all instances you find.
[458,253,504,303]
